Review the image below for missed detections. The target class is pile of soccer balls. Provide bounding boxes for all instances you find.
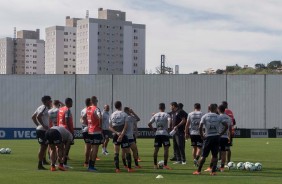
[0,148,12,154]
[227,161,262,171]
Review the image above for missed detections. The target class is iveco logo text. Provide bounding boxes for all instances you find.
[0,130,5,138]
[14,130,37,138]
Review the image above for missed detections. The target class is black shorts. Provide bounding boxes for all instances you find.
[219,138,230,151]
[228,137,233,147]
[202,135,220,158]
[89,133,103,145]
[190,135,203,147]
[82,131,91,144]
[128,138,136,146]
[36,130,47,145]
[113,134,130,148]
[154,135,170,147]
[102,130,112,139]
[45,129,62,145]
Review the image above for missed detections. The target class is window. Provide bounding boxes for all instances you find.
[134,29,137,33]
[64,32,68,35]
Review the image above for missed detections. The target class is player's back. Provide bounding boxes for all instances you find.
[188,111,203,135]
[201,112,221,137]
[48,107,59,125]
[110,110,127,132]
[219,114,232,138]
[51,126,73,142]
[150,112,170,135]
[125,115,137,139]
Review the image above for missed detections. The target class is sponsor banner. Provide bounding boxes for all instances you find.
[137,128,156,138]
[0,128,37,139]
[0,128,84,139]
[251,129,268,138]
[0,128,277,139]
[276,129,282,138]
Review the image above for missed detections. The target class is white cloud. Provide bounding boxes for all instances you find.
[1,0,282,73]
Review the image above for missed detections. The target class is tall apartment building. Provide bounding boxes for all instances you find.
[0,38,14,74]
[45,17,80,74]
[0,29,45,74]
[76,8,146,74]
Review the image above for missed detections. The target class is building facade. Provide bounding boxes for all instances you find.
[0,29,45,74]
[76,8,146,74]
[45,17,80,74]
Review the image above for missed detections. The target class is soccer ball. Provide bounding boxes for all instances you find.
[249,163,256,171]
[158,160,164,169]
[237,162,245,170]
[244,162,251,170]
[0,148,6,154]
[227,162,236,170]
[255,163,262,171]
[5,148,11,154]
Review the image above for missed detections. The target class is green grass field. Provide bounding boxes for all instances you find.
[0,138,281,184]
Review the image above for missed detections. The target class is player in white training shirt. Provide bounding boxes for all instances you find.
[193,104,228,176]
[32,95,52,170]
[109,101,134,173]
[218,105,232,172]
[45,126,73,171]
[148,103,172,170]
[102,104,111,155]
[48,100,64,127]
[122,107,141,168]
[185,103,203,167]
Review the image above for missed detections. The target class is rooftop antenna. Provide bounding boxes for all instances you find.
[86,10,89,18]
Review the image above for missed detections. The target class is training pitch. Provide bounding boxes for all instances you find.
[0,138,281,184]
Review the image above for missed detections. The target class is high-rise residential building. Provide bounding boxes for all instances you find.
[0,38,14,74]
[76,8,146,74]
[45,17,81,74]
[0,29,45,74]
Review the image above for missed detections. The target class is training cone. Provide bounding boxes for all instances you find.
[156,175,164,179]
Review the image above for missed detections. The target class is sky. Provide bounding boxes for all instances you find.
[1,0,282,73]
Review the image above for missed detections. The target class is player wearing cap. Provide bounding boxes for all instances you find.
[109,101,134,173]
[193,104,228,176]
[148,103,172,170]
[45,126,73,171]
[185,103,203,167]
[86,96,103,171]
[81,98,91,167]
[31,95,52,170]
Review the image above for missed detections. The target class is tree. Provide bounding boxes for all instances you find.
[255,63,266,69]
[192,71,198,74]
[267,61,281,69]
[216,69,224,74]
[155,66,161,74]
[226,65,241,73]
